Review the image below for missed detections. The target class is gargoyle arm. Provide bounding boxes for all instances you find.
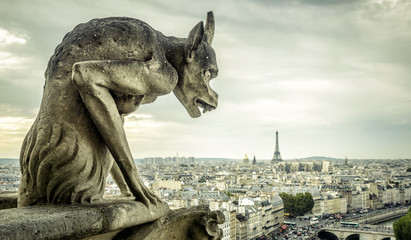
[71,59,177,205]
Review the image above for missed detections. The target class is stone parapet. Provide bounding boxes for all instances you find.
[0,192,18,210]
[0,196,223,240]
[0,197,170,240]
[115,205,224,240]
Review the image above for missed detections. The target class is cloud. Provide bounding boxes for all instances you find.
[0,115,34,158]
[0,28,29,70]
[0,52,27,70]
[0,28,26,46]
[0,0,410,159]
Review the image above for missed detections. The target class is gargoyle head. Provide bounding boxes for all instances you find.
[173,11,219,118]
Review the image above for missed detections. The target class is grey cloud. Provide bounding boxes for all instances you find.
[0,0,410,158]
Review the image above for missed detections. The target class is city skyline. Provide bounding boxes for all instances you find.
[1,0,410,159]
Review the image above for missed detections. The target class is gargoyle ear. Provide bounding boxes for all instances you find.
[204,11,215,45]
[185,21,204,62]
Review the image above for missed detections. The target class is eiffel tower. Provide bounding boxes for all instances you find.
[271,130,282,163]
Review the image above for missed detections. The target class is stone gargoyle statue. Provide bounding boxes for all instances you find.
[18,12,218,208]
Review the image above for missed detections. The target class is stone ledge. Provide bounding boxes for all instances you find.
[0,198,170,240]
[114,205,224,240]
[0,192,18,210]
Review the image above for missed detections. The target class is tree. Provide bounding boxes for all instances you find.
[303,192,315,212]
[279,193,296,216]
[279,192,314,217]
[394,207,411,240]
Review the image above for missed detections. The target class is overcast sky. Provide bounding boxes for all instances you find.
[0,0,410,160]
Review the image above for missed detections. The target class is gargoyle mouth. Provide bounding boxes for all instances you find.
[195,99,216,113]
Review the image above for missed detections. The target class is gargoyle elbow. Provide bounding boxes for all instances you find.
[71,63,82,85]
[71,63,90,89]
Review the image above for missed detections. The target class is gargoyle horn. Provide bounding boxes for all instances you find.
[204,11,215,45]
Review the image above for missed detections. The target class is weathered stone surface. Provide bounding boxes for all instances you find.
[0,198,170,240]
[0,201,226,240]
[19,11,218,212]
[0,192,18,210]
[114,205,225,240]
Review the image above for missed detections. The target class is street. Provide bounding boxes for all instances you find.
[273,218,334,240]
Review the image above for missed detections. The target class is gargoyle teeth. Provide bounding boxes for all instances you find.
[202,105,216,113]
[196,99,216,114]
